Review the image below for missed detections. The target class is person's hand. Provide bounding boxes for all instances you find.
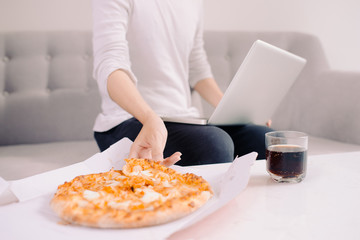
[266,119,272,128]
[162,151,182,167]
[128,115,181,167]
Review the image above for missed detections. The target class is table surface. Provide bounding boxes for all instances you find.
[170,151,360,240]
[1,151,359,240]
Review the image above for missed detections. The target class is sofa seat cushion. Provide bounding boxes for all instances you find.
[308,136,360,155]
[0,141,99,180]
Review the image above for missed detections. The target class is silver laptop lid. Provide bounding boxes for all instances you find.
[208,40,306,125]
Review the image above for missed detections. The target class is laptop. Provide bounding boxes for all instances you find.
[162,40,307,126]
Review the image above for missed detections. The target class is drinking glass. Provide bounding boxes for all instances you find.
[265,131,308,183]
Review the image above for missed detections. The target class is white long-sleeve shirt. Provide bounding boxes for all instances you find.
[92,0,213,132]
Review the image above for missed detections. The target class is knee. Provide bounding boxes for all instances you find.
[240,124,273,159]
[201,127,234,164]
[166,125,235,166]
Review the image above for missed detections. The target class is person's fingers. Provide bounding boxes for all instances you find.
[266,119,272,127]
[129,143,180,167]
[138,150,153,160]
[161,152,182,167]
[128,143,140,159]
[151,148,164,162]
[148,136,165,161]
[129,143,153,159]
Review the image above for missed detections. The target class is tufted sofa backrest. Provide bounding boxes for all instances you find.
[0,32,100,145]
[0,31,330,146]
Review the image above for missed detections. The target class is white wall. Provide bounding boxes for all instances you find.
[0,0,359,71]
[0,0,92,31]
[204,0,360,71]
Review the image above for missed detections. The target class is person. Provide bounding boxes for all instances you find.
[92,0,272,167]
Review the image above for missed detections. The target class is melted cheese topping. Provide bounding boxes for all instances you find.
[140,188,163,203]
[83,190,100,200]
[54,158,213,213]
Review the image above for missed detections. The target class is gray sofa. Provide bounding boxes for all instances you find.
[1,31,360,180]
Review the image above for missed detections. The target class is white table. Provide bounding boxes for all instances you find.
[1,151,359,240]
[170,151,360,240]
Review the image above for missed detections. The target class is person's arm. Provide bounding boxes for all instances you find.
[107,70,181,165]
[188,3,223,108]
[107,70,165,160]
[107,70,159,130]
[193,77,223,107]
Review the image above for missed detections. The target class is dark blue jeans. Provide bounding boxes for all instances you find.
[94,118,272,166]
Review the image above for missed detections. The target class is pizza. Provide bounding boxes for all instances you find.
[50,158,213,228]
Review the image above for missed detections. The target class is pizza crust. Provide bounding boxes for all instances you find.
[50,158,213,228]
[51,190,211,228]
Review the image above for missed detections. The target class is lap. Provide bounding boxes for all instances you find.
[94,118,272,165]
[94,118,142,152]
[219,124,272,160]
[164,122,234,165]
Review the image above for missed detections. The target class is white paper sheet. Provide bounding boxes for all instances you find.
[0,138,257,240]
[5,138,132,203]
[0,177,9,194]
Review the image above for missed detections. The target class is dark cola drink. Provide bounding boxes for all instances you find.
[266,144,307,183]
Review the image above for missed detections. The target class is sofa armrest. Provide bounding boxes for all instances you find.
[299,70,360,145]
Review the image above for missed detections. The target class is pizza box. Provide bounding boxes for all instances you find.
[0,138,256,239]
